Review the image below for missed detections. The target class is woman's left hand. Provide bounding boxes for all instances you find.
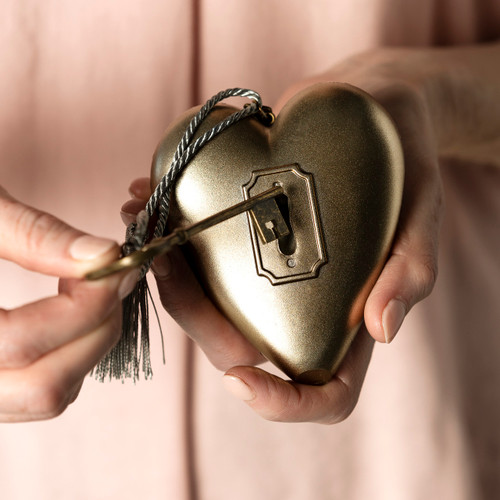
[124,41,500,424]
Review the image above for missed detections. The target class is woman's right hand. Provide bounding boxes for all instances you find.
[0,186,137,422]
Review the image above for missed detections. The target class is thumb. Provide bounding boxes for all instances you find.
[0,189,119,277]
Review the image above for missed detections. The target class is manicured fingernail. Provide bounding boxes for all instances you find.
[223,374,256,401]
[69,235,116,261]
[129,179,151,200]
[118,270,140,299]
[382,299,406,344]
[151,255,171,279]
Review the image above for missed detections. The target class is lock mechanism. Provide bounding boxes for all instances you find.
[243,164,328,285]
[85,185,287,280]
[86,165,327,284]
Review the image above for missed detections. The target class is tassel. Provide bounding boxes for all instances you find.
[92,276,152,382]
[93,215,154,382]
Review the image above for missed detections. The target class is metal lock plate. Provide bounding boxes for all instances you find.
[243,164,327,285]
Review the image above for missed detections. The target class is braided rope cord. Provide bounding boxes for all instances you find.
[126,88,263,274]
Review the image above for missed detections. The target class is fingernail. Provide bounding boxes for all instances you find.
[120,211,135,226]
[223,374,256,401]
[118,270,140,299]
[69,235,116,261]
[129,179,151,200]
[121,199,139,214]
[382,299,406,344]
[151,255,171,279]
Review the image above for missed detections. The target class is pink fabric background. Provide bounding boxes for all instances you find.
[0,1,499,498]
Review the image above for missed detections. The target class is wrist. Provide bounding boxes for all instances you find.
[419,42,500,158]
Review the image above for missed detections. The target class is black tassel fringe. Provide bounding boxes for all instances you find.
[92,276,153,382]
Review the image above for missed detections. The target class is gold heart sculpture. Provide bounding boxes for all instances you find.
[151,83,404,384]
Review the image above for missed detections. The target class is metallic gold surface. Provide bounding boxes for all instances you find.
[151,83,404,385]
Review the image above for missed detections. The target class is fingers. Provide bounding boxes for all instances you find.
[0,267,137,422]
[0,269,137,369]
[364,185,441,344]
[364,87,443,343]
[152,251,264,370]
[0,305,122,422]
[278,79,443,350]
[0,190,119,278]
[121,199,148,225]
[121,177,151,224]
[128,177,152,201]
[0,185,138,421]
[223,328,374,424]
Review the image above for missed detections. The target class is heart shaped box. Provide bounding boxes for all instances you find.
[151,83,404,384]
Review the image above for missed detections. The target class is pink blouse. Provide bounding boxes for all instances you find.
[0,1,499,498]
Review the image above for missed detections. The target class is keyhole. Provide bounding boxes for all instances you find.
[275,193,296,256]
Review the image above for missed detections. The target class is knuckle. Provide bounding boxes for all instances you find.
[0,340,41,369]
[255,379,299,423]
[265,412,289,423]
[209,349,263,373]
[68,286,121,335]
[321,386,358,426]
[101,309,123,349]
[210,356,234,373]
[210,337,263,372]
[393,217,440,304]
[323,402,356,425]
[263,400,298,423]
[432,184,445,227]
[158,293,187,324]
[24,379,69,419]
[14,207,65,254]
[109,319,123,346]
[414,169,445,219]
[413,254,438,298]
[271,396,304,423]
[0,314,42,369]
[375,80,427,121]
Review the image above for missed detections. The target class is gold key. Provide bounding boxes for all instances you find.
[86,185,288,280]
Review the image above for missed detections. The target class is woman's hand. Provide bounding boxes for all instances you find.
[289,48,445,348]
[127,41,500,424]
[0,186,136,422]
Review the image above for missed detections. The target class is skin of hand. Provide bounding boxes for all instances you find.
[0,187,138,422]
[122,41,500,424]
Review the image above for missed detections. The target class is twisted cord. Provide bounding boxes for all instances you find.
[150,102,260,240]
[171,88,261,170]
[129,88,263,258]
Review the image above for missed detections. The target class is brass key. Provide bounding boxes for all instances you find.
[86,185,289,280]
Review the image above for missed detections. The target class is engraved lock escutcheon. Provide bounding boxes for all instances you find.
[243,164,328,285]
